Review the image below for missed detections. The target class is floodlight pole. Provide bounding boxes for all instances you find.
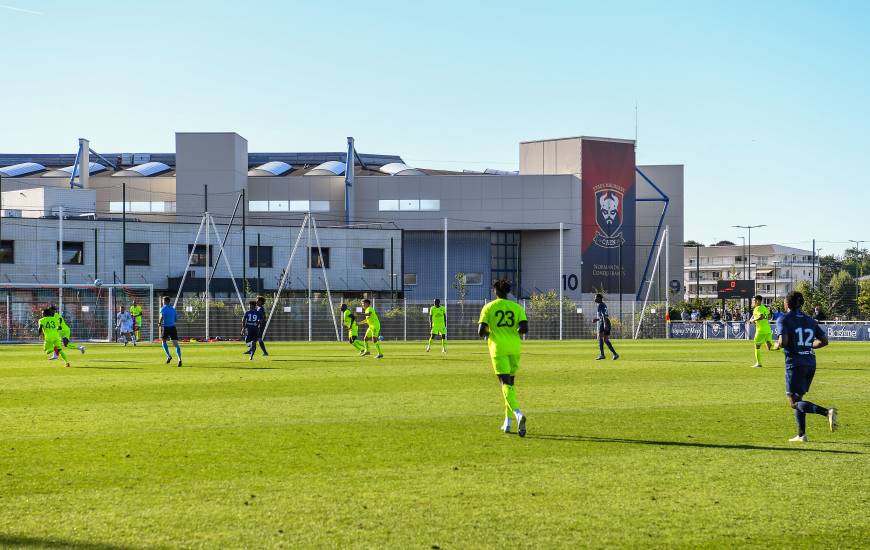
[443,218,448,307]
[559,222,563,341]
[58,206,64,313]
[205,211,210,341]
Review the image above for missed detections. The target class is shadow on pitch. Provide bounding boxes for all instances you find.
[76,366,143,370]
[0,534,136,550]
[524,434,861,454]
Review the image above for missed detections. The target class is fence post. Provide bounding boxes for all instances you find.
[403,298,407,341]
[631,300,636,339]
[149,285,154,343]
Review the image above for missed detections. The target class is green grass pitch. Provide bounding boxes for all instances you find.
[0,340,868,549]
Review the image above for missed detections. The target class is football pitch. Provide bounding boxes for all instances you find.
[1,340,868,549]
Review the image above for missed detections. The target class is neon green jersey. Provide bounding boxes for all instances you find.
[430,305,446,328]
[54,313,71,338]
[130,304,143,324]
[478,298,527,357]
[39,316,61,340]
[753,305,771,332]
[342,309,356,329]
[364,306,380,329]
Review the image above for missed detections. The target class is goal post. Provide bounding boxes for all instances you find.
[0,283,154,344]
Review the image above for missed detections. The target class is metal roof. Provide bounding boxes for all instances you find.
[0,162,46,177]
[379,162,425,176]
[42,162,107,177]
[112,161,172,177]
[305,160,346,176]
[248,161,292,177]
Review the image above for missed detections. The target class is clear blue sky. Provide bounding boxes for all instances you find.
[2,1,868,254]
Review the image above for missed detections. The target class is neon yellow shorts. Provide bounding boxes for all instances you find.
[43,337,62,354]
[491,354,520,376]
[347,325,359,339]
[365,326,381,339]
[754,329,773,345]
[431,325,446,336]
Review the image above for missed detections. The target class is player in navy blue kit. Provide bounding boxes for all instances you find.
[773,291,838,442]
[241,301,262,360]
[594,293,619,360]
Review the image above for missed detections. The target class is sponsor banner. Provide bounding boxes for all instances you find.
[821,323,870,341]
[580,139,636,294]
[668,322,704,339]
[725,321,747,340]
[706,321,727,339]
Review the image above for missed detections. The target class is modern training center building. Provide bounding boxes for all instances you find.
[0,132,684,302]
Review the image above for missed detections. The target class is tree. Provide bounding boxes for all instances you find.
[828,270,857,319]
[858,279,870,320]
[684,240,705,247]
[452,272,468,306]
[714,240,735,246]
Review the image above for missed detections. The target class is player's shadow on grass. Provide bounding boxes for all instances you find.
[0,534,135,549]
[76,366,143,370]
[525,434,861,454]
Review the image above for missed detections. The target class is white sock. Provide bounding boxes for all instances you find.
[514,408,523,419]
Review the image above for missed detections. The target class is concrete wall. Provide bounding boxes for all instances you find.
[175,133,247,220]
[519,137,582,175]
[0,218,400,293]
[635,165,684,301]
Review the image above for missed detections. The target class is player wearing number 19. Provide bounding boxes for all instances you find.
[773,291,838,442]
[478,279,529,437]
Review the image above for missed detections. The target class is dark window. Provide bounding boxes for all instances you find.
[188,244,213,266]
[249,245,273,268]
[125,243,150,266]
[404,273,417,285]
[0,240,12,264]
[57,242,84,265]
[362,248,384,269]
[310,247,330,269]
[490,231,521,291]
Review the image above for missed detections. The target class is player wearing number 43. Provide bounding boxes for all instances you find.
[478,279,529,437]
[773,291,838,442]
[748,295,777,368]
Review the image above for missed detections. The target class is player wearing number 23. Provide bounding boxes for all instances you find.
[478,279,529,437]
[773,291,838,442]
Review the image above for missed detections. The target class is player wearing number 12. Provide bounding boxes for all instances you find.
[478,279,529,437]
[773,291,838,442]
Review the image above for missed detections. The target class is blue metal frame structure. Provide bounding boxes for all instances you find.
[635,167,670,300]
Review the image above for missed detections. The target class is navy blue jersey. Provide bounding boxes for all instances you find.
[597,302,611,330]
[776,310,824,368]
[255,306,266,327]
[244,309,260,328]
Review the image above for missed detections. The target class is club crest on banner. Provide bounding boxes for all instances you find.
[593,185,625,248]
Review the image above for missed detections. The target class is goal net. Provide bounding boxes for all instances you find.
[0,284,154,343]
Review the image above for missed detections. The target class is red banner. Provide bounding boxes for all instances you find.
[580,139,636,293]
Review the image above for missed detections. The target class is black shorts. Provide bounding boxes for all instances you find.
[598,320,612,337]
[245,326,260,343]
[161,326,178,341]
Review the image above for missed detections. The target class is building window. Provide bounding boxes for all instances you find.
[378,199,440,211]
[0,240,13,264]
[458,272,483,285]
[249,201,269,212]
[125,243,150,266]
[188,244,213,267]
[249,245,273,268]
[109,201,175,213]
[491,231,521,290]
[310,247,330,269]
[288,200,330,212]
[56,242,84,265]
[363,248,384,269]
[269,200,289,212]
[403,273,417,285]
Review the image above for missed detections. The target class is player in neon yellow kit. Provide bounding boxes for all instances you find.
[54,306,85,355]
[38,308,70,368]
[478,279,529,437]
[361,299,383,359]
[340,303,366,354]
[426,298,447,353]
[749,294,776,368]
[129,301,143,341]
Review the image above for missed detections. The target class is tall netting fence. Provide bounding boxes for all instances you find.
[166,296,670,341]
[0,284,154,343]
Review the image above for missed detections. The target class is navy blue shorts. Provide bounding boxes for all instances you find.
[245,326,260,343]
[785,363,816,396]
